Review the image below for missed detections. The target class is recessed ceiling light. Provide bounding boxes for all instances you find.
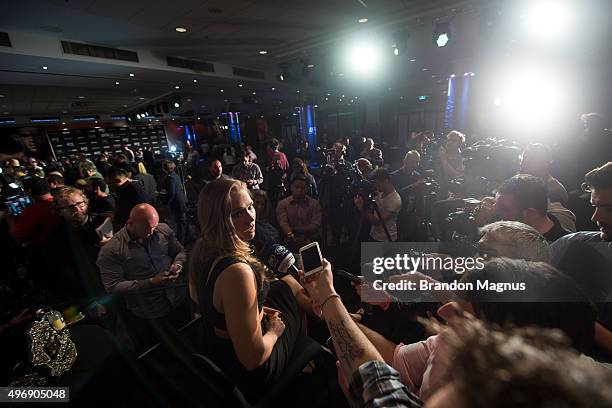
[258,50,268,55]
[238,84,243,87]
[252,91,257,95]
[422,68,428,71]
[358,18,369,23]
[42,66,48,70]
[175,85,180,89]
[139,97,145,100]
[193,79,197,83]
[296,90,300,93]
[62,122,66,125]
[78,96,85,99]
[115,81,120,85]
[409,58,416,62]
[325,97,329,101]
[307,64,315,68]
[129,73,135,77]
[175,27,187,33]
[186,98,192,102]
[197,116,201,120]
[220,89,224,92]
[271,87,275,91]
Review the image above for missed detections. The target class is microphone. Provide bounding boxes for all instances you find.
[261,243,300,280]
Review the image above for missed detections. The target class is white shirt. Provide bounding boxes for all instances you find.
[370,190,402,241]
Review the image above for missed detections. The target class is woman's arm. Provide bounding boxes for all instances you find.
[219,263,285,370]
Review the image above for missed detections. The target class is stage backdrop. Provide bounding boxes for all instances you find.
[47,125,168,159]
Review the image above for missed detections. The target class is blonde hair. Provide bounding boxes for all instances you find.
[190,179,265,293]
[137,162,148,175]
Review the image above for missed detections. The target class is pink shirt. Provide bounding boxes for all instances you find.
[276,195,321,237]
[392,334,452,401]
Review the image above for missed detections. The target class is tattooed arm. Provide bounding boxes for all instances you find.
[304,259,386,380]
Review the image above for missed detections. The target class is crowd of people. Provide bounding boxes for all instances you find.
[1,118,612,406]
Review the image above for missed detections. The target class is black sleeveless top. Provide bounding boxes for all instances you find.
[198,256,269,331]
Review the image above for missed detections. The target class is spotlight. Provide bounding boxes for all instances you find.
[493,97,502,106]
[173,102,180,108]
[393,47,399,56]
[136,113,141,119]
[449,74,456,78]
[345,41,384,77]
[433,22,451,47]
[526,1,570,40]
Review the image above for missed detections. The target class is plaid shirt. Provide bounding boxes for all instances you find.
[348,361,423,408]
[231,162,264,189]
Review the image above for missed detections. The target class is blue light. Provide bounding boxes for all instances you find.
[169,145,177,152]
[418,95,428,101]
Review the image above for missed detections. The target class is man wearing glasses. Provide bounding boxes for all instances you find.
[47,187,111,317]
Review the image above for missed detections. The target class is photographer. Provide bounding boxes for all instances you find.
[391,150,423,192]
[354,169,402,242]
[477,174,571,242]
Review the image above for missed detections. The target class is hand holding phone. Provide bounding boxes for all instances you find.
[299,242,324,277]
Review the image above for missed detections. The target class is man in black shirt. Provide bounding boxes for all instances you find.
[49,187,111,317]
[87,178,116,217]
[108,166,150,227]
[478,174,571,242]
[162,160,188,244]
[391,150,423,191]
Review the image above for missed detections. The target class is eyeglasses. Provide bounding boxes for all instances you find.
[59,201,87,211]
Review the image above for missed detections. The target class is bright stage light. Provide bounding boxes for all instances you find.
[345,42,384,77]
[493,65,568,131]
[526,1,571,39]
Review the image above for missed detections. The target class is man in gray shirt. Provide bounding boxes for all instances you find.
[97,203,189,351]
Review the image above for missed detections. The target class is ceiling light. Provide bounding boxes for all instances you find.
[252,91,257,95]
[78,96,85,99]
[358,18,368,23]
[279,74,285,81]
[393,48,399,56]
[139,97,145,100]
[238,84,243,87]
[259,50,268,55]
[409,58,416,62]
[129,73,135,77]
[175,27,187,33]
[193,79,197,83]
[220,89,224,92]
[433,22,451,47]
[422,68,428,71]
[62,122,66,125]
[42,66,48,70]
[175,85,180,89]
[296,90,300,93]
[115,81,120,85]
[271,87,276,91]
[307,64,315,68]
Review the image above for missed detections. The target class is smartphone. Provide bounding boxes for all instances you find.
[5,195,33,216]
[299,242,324,276]
[336,269,365,284]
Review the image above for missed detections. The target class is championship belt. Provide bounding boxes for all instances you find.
[27,309,77,378]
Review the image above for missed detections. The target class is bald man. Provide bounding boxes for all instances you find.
[97,203,190,351]
[391,150,424,192]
